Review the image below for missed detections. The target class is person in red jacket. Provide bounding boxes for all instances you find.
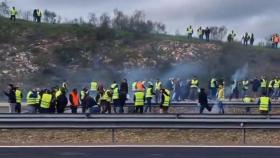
[69,89,80,113]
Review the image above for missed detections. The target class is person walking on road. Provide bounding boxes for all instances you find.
[217,85,225,114]
[198,88,212,114]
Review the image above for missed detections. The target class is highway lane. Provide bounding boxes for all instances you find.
[0,147,279,158]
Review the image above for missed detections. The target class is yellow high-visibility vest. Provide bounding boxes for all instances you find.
[134,91,145,106]
[191,79,198,88]
[146,88,153,98]
[243,97,252,103]
[112,88,119,100]
[26,91,36,105]
[163,90,170,107]
[40,93,52,109]
[261,79,267,88]
[10,8,17,16]
[90,82,98,91]
[15,89,22,103]
[210,79,216,88]
[259,97,269,111]
[155,82,162,90]
[274,80,280,88]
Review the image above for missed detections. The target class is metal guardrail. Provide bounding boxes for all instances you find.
[0,114,280,129]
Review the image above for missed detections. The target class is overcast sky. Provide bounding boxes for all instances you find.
[7,0,280,40]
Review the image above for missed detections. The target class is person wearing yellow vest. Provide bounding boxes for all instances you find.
[258,92,271,115]
[80,87,88,113]
[209,78,217,99]
[268,79,274,97]
[242,79,250,97]
[10,6,17,22]
[160,88,171,113]
[15,86,22,113]
[134,90,145,114]
[40,90,53,113]
[197,26,203,40]
[154,79,162,104]
[217,85,225,114]
[272,77,280,99]
[145,84,155,113]
[111,83,120,113]
[260,76,267,95]
[243,95,253,114]
[90,81,98,91]
[26,89,38,113]
[36,9,42,23]
[187,25,194,40]
[189,76,199,100]
[100,89,112,114]
[69,89,80,113]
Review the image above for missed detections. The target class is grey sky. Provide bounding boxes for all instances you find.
[7,0,280,40]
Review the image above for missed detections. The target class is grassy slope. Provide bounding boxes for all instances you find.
[0,16,279,93]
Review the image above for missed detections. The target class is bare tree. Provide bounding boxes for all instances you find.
[43,9,56,23]
[0,1,9,17]
[88,12,97,26]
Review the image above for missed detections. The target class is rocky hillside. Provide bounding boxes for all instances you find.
[0,16,279,95]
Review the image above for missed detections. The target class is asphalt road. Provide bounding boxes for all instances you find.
[0,147,279,158]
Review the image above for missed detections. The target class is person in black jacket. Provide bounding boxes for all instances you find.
[3,84,16,113]
[198,88,212,114]
[119,79,128,113]
[56,90,68,113]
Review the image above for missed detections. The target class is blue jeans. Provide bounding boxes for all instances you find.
[218,101,224,114]
[145,97,152,113]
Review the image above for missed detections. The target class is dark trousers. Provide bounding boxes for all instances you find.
[71,106,78,114]
[119,98,125,114]
[206,34,210,42]
[260,110,269,115]
[10,15,16,22]
[113,99,119,113]
[145,97,152,113]
[199,104,212,114]
[101,101,111,114]
[15,103,21,113]
[135,106,143,114]
[40,107,50,114]
[37,16,41,23]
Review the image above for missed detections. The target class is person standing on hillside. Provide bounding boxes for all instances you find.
[197,26,203,40]
[187,25,194,40]
[204,27,211,42]
[10,6,17,22]
[250,33,255,46]
[37,9,42,23]
[33,9,38,22]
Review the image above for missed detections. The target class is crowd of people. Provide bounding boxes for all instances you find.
[3,75,278,115]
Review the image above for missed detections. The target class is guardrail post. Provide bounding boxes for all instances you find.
[242,128,246,145]
[112,128,115,144]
